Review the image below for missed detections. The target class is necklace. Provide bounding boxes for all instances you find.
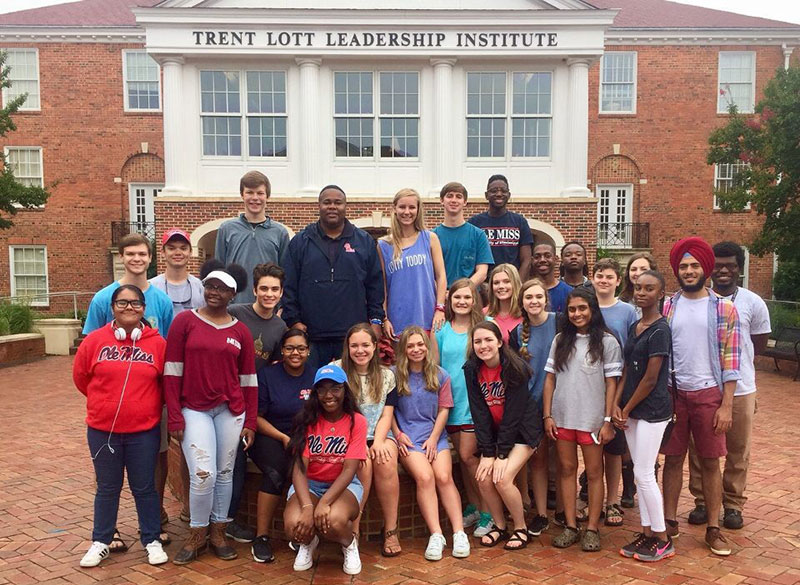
[165,278,193,306]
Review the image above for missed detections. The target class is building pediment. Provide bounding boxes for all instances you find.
[156,0,597,11]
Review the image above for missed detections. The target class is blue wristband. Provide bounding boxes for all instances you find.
[370,318,382,325]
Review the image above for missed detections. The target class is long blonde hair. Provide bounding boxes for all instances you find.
[486,263,522,319]
[395,326,440,396]
[445,278,484,327]
[517,278,549,360]
[340,323,385,404]
[384,188,425,261]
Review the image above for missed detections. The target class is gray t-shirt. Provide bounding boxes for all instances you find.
[227,303,287,371]
[545,332,623,432]
[149,274,205,315]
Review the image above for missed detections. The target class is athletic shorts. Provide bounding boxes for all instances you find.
[556,427,595,446]
[287,476,364,505]
[445,424,475,434]
[603,426,627,456]
[660,386,727,459]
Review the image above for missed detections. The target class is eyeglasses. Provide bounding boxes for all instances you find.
[282,345,309,354]
[317,384,345,395]
[203,282,234,293]
[113,299,144,309]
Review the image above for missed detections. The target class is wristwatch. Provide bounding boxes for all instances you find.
[603,416,613,423]
[497,453,507,460]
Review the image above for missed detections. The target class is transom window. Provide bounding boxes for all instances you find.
[123,50,161,111]
[9,246,48,306]
[2,48,40,110]
[334,71,419,159]
[713,162,751,210]
[600,52,636,114]
[466,71,552,159]
[200,70,287,158]
[718,52,755,114]
[4,147,43,187]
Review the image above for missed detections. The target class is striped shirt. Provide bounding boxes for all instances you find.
[663,289,741,390]
[164,309,258,432]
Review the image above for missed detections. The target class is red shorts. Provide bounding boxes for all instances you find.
[660,386,727,459]
[446,424,475,434]
[556,427,595,446]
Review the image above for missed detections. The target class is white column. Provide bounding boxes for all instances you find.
[159,57,189,195]
[561,58,592,197]
[296,57,322,195]
[431,58,457,195]
[782,44,794,70]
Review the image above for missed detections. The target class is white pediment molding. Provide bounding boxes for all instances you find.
[156,0,598,10]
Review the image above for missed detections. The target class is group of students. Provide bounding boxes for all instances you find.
[73,170,768,573]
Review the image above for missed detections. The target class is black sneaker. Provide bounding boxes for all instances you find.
[251,535,274,563]
[553,511,566,528]
[528,515,549,537]
[578,470,588,503]
[723,508,743,530]
[687,505,708,525]
[226,521,256,543]
[619,533,650,558]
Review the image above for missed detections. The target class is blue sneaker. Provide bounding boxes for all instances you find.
[472,512,494,537]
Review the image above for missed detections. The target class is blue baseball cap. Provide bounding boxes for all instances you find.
[314,364,347,386]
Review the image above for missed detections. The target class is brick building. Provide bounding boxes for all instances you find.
[0,0,798,311]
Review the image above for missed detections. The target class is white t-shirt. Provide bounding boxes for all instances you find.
[721,287,771,396]
[672,296,717,391]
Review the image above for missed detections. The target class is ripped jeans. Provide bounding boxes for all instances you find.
[181,404,245,528]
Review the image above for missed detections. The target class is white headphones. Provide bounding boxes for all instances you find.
[112,319,143,342]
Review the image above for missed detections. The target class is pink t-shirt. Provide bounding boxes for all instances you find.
[483,308,523,343]
[479,363,505,428]
[302,412,368,482]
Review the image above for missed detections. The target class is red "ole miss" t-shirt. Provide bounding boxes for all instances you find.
[302,412,368,483]
[479,363,505,428]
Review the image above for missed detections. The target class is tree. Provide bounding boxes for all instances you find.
[0,50,50,229]
[707,65,800,262]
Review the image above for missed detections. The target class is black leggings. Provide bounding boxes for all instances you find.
[229,433,292,518]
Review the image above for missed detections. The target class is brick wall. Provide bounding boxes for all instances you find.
[0,42,164,311]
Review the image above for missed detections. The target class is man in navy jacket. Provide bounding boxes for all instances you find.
[283,185,385,369]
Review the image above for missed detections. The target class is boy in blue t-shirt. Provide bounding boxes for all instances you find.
[432,181,493,287]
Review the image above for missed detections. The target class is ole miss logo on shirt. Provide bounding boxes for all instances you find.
[299,388,312,400]
[344,242,356,253]
[480,380,505,407]
[307,432,349,464]
[98,345,154,364]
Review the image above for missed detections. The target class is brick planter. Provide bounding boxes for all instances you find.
[167,438,465,541]
[0,334,46,367]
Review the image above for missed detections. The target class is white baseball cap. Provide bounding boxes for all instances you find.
[202,270,237,292]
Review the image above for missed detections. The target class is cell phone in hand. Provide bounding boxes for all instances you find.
[590,430,601,445]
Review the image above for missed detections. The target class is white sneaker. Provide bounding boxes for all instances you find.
[293,535,319,572]
[473,513,494,538]
[145,540,168,565]
[452,530,471,558]
[424,532,446,561]
[341,535,362,575]
[79,541,110,568]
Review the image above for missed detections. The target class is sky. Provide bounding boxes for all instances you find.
[1,0,799,24]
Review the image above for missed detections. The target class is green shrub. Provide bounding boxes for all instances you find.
[0,316,9,336]
[773,260,800,301]
[0,301,35,335]
[767,301,800,334]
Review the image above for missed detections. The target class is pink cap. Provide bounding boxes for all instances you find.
[162,228,191,246]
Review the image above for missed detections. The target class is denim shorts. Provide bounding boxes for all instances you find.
[287,476,363,504]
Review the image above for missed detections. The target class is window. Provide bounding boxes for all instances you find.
[123,50,161,111]
[2,48,39,110]
[9,246,48,306]
[466,71,552,159]
[200,70,287,158]
[4,147,43,187]
[718,52,755,114]
[713,162,751,210]
[600,52,636,113]
[740,247,750,289]
[333,71,419,158]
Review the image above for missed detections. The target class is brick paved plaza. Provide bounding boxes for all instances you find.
[1,356,798,585]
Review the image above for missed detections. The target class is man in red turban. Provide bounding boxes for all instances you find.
[669,237,715,287]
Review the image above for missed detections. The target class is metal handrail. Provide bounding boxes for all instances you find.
[597,222,650,249]
[0,291,96,320]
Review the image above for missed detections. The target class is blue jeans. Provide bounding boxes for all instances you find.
[87,425,161,546]
[181,404,245,528]
[308,337,344,371]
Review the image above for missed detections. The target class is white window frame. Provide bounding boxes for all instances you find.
[717,51,756,114]
[740,247,750,289]
[199,68,288,160]
[333,70,421,161]
[713,162,751,210]
[9,245,49,307]
[1,48,40,111]
[599,51,637,114]
[3,146,44,189]
[122,49,162,113]
[465,70,553,161]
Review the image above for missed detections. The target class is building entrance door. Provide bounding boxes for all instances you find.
[597,183,633,248]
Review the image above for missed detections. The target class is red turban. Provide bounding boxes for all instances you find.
[669,237,714,279]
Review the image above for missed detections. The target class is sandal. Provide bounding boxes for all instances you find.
[552,526,580,549]
[581,528,602,552]
[109,530,128,553]
[604,504,624,527]
[504,528,530,551]
[576,506,589,523]
[381,527,402,557]
[480,526,509,547]
[159,531,171,546]
[160,508,169,526]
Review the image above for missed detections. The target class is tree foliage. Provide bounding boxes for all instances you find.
[707,65,800,262]
[0,50,50,229]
